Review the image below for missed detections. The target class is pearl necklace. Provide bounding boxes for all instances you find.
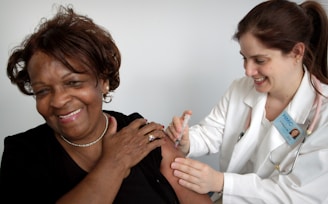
[60,113,108,147]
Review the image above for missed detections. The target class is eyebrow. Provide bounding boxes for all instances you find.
[30,72,75,86]
[239,51,269,58]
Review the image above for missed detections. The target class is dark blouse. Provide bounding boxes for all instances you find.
[0,110,179,204]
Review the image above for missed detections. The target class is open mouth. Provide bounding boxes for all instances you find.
[58,109,81,119]
[253,77,266,85]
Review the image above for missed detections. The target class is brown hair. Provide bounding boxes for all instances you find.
[7,5,121,95]
[234,0,328,86]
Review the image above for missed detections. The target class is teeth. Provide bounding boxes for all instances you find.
[59,109,81,119]
[254,77,265,82]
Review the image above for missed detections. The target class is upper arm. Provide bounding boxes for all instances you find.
[160,137,213,204]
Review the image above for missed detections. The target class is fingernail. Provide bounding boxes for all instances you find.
[171,162,175,168]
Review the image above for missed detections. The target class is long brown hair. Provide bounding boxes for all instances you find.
[234,0,328,87]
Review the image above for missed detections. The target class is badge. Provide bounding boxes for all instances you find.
[273,111,305,145]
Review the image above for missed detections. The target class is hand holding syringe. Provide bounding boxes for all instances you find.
[174,114,191,148]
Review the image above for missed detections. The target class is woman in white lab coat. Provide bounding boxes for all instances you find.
[166,0,328,203]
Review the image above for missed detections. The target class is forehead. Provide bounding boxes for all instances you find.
[239,33,283,58]
[239,33,267,56]
[28,52,95,84]
[27,52,68,80]
[28,51,89,73]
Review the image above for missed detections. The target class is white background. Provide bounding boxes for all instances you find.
[1,0,325,169]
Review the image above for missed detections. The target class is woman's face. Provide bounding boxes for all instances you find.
[290,129,300,138]
[239,32,301,96]
[27,51,109,143]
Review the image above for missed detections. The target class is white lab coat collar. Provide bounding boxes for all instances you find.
[244,68,315,123]
[287,69,316,124]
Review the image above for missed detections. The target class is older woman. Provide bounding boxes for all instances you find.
[0,5,211,204]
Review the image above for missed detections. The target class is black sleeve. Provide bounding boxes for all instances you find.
[0,125,57,204]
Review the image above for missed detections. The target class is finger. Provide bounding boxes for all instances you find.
[140,121,164,135]
[167,116,184,141]
[150,135,166,145]
[173,168,199,182]
[128,118,148,129]
[153,129,166,139]
[166,121,178,139]
[172,116,183,133]
[182,110,193,118]
[146,134,157,143]
[146,129,166,143]
[173,168,204,194]
[165,125,173,137]
[174,157,204,170]
[178,177,203,194]
[105,115,117,137]
[144,136,166,152]
[171,160,198,178]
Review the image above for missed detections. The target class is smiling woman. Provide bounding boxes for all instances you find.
[0,5,212,204]
[165,0,328,203]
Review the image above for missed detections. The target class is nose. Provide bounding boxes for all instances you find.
[50,88,71,108]
[244,61,258,77]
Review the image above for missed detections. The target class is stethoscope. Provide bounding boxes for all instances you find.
[239,76,323,175]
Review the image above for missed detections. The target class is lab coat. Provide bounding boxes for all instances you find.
[188,69,328,203]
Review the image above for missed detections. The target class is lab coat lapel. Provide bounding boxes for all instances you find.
[256,70,316,175]
[226,89,266,172]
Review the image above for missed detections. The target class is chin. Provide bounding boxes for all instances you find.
[255,87,269,93]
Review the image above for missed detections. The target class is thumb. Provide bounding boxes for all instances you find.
[106,116,117,137]
[182,110,192,118]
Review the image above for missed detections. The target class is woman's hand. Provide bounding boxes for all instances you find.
[102,116,166,177]
[57,117,167,203]
[171,157,224,194]
[166,110,192,155]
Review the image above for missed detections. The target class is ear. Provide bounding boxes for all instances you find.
[100,79,110,94]
[292,42,305,63]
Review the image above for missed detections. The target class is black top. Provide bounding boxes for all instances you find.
[0,110,179,204]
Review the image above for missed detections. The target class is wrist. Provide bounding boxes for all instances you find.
[218,172,224,193]
[182,143,190,156]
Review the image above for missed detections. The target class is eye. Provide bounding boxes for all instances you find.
[33,88,50,98]
[66,80,83,87]
[255,58,266,64]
